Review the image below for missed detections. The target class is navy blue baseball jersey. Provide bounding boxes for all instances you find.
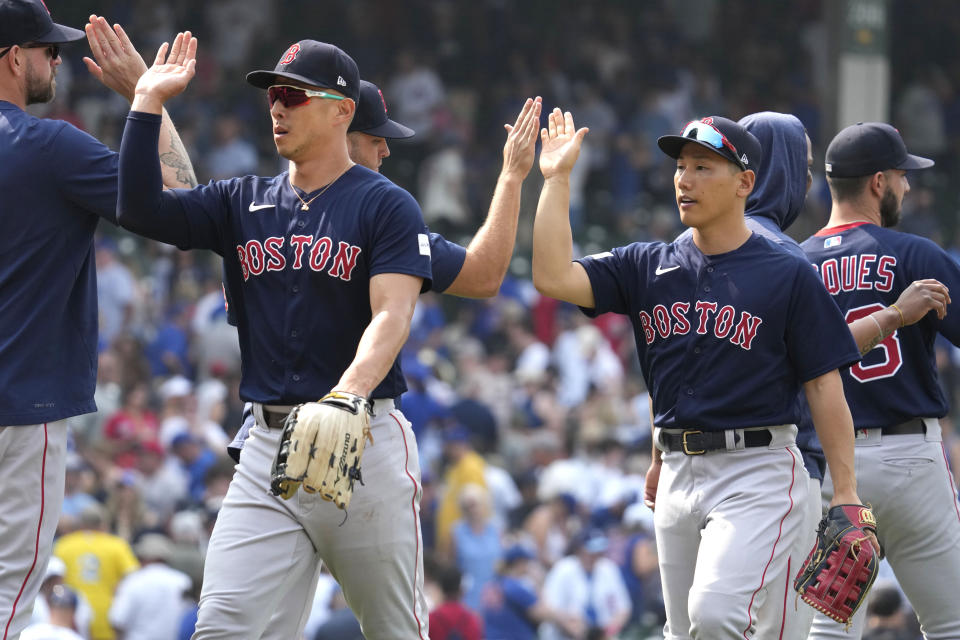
[802,222,960,427]
[0,101,120,425]
[223,230,464,326]
[118,112,432,403]
[576,233,860,430]
[676,112,829,475]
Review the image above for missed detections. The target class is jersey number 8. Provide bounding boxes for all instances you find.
[846,304,903,382]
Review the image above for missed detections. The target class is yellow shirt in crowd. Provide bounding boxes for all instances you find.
[54,530,140,640]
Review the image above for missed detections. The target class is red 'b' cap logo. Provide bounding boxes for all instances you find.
[378,89,388,114]
[280,44,300,65]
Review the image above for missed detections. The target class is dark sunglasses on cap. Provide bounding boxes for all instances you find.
[0,43,61,60]
[680,120,744,169]
[267,84,346,108]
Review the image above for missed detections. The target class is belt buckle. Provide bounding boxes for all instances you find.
[682,430,705,455]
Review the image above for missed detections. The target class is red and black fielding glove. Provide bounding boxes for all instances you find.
[794,504,881,626]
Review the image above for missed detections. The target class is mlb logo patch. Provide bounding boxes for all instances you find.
[824,236,842,248]
[418,233,431,257]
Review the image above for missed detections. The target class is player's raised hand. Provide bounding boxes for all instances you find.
[502,97,542,179]
[894,278,951,323]
[539,108,589,180]
[83,16,148,103]
[131,32,197,113]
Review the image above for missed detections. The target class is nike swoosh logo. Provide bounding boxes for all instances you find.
[248,202,275,212]
[655,265,680,275]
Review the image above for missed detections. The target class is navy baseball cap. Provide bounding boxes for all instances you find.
[348,80,414,139]
[246,40,359,103]
[0,0,84,48]
[502,544,536,565]
[658,116,762,172]
[47,584,79,609]
[825,122,934,178]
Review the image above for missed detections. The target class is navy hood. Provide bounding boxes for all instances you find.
[739,112,808,232]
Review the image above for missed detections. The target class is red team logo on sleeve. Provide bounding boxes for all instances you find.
[279,44,301,65]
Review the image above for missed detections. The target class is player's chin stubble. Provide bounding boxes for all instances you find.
[25,66,55,105]
[879,187,901,228]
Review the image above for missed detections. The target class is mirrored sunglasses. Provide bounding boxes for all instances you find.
[267,84,346,108]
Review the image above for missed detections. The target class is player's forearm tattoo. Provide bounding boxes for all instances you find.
[160,126,198,187]
[860,325,894,356]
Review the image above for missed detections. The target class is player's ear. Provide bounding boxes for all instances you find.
[736,169,756,198]
[868,171,885,198]
[2,45,25,77]
[337,97,356,126]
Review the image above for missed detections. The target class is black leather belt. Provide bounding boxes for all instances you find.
[659,428,773,455]
[881,419,926,436]
[263,408,290,430]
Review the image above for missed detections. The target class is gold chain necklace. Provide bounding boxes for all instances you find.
[289,165,351,211]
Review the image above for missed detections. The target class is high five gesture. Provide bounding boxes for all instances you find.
[131,31,198,114]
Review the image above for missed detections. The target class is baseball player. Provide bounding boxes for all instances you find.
[678,112,948,639]
[226,84,542,463]
[115,37,445,640]
[803,123,960,639]
[0,5,194,638]
[532,110,876,639]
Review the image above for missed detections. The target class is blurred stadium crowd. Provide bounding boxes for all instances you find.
[24,1,960,639]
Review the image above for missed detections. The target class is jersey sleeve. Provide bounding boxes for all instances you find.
[367,186,433,290]
[118,112,230,252]
[428,232,467,294]
[785,261,861,381]
[903,237,960,346]
[575,247,634,316]
[48,122,120,223]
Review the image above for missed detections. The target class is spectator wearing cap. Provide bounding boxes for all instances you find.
[427,563,483,640]
[523,492,580,566]
[156,375,194,449]
[60,454,99,520]
[170,432,217,503]
[541,531,631,640]
[21,585,84,640]
[108,534,192,640]
[54,504,139,640]
[436,425,487,557]
[29,557,94,639]
[481,544,583,640]
[449,483,501,611]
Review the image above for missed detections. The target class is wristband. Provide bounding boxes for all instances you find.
[890,303,905,328]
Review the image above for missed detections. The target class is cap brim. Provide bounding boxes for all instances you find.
[246,69,340,93]
[359,118,415,140]
[897,153,935,171]
[34,23,85,44]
